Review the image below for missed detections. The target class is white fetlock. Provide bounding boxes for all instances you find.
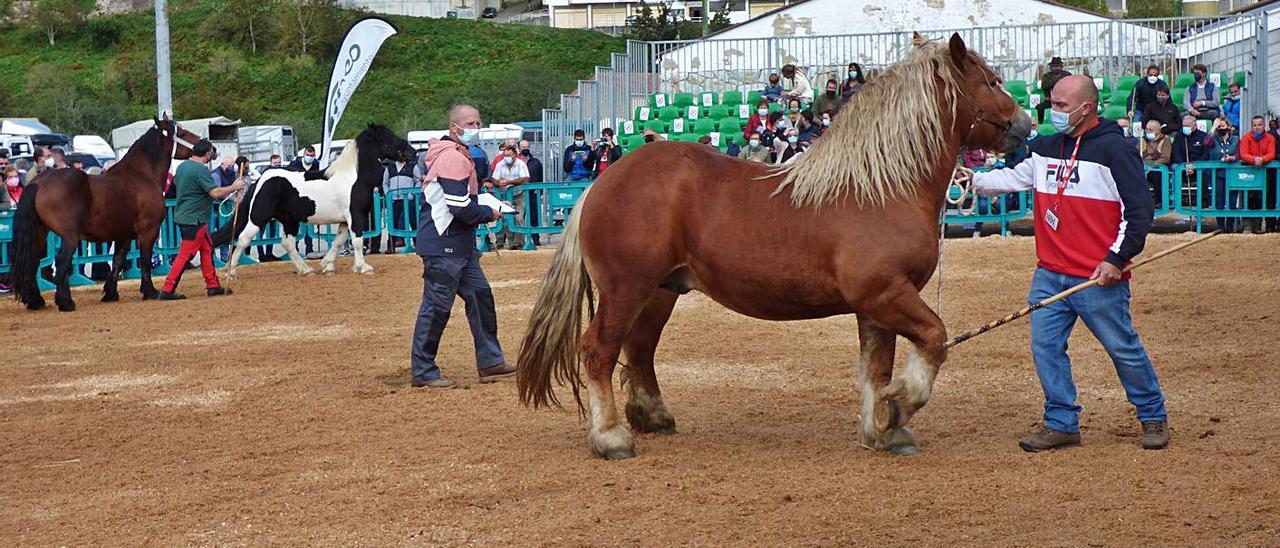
[588,425,636,460]
[321,262,336,274]
[299,266,315,276]
[226,270,238,281]
[353,263,375,274]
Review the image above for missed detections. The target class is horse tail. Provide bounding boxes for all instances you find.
[209,183,254,248]
[517,186,595,414]
[11,183,42,306]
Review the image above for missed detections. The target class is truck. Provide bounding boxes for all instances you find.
[238,125,297,164]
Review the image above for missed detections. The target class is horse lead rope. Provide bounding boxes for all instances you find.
[936,166,977,318]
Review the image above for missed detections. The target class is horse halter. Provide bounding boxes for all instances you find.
[954,70,1013,144]
[156,121,197,159]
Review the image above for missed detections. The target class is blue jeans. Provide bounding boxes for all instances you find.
[1029,268,1167,433]
[411,255,506,381]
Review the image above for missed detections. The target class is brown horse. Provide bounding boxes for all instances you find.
[11,115,203,311]
[517,34,1034,459]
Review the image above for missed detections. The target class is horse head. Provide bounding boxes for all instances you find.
[940,33,1033,153]
[153,113,204,160]
[360,123,416,163]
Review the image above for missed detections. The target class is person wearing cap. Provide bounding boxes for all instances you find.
[1035,57,1072,123]
[159,139,244,300]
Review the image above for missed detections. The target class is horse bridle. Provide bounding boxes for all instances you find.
[953,67,1014,144]
[156,120,197,159]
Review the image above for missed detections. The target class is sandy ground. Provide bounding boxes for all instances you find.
[2,234,1278,546]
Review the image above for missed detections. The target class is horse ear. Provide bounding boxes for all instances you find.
[948,33,968,68]
[912,31,926,47]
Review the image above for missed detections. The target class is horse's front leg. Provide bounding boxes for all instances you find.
[855,314,919,455]
[864,287,948,438]
[320,225,349,275]
[348,212,375,275]
[101,240,130,302]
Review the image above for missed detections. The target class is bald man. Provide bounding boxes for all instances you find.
[969,74,1169,452]
[410,104,514,388]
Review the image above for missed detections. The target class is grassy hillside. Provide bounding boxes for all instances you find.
[0,1,625,145]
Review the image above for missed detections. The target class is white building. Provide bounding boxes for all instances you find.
[336,0,499,19]
[546,0,801,31]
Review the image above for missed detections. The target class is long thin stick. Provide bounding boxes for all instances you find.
[945,230,1222,348]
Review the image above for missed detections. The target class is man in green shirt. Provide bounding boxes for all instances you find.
[160,139,244,300]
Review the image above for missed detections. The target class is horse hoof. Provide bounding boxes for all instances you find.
[300,268,315,276]
[26,301,46,311]
[101,293,119,303]
[141,290,160,301]
[57,302,76,312]
[888,443,922,456]
[600,447,637,460]
[874,398,905,431]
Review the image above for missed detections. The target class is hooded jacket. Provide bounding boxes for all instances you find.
[415,136,494,258]
[972,119,1154,279]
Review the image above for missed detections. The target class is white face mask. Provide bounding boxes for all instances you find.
[1145,131,1158,141]
[1147,75,1158,84]
[749,138,760,148]
[44,158,54,168]
[503,156,515,166]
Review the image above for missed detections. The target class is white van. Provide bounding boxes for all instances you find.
[72,135,117,165]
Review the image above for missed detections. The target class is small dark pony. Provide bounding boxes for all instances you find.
[11,115,202,311]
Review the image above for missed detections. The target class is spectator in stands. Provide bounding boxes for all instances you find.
[1036,57,1071,123]
[738,131,770,162]
[1239,116,1277,233]
[1184,64,1220,121]
[814,78,842,117]
[562,129,595,181]
[410,103,512,388]
[797,110,818,145]
[697,135,713,147]
[269,154,283,169]
[1143,88,1180,136]
[780,64,812,105]
[642,129,663,143]
[489,144,530,251]
[517,140,542,244]
[1269,119,1280,147]
[776,129,804,164]
[3,165,20,208]
[288,146,320,172]
[51,148,67,169]
[743,98,770,141]
[962,149,987,169]
[28,147,50,181]
[812,110,833,140]
[211,156,237,187]
[1141,119,1172,207]
[1129,65,1168,124]
[487,139,522,174]
[1222,83,1242,130]
[1172,115,1209,165]
[779,97,804,132]
[841,63,865,100]
[761,111,784,159]
[762,73,783,103]
[1116,118,1138,148]
[70,159,85,172]
[725,136,741,157]
[593,128,622,178]
[1206,117,1240,233]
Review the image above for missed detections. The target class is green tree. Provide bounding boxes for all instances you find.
[205,0,279,54]
[1127,0,1176,18]
[25,0,94,45]
[626,3,682,41]
[272,0,358,57]
[458,62,575,124]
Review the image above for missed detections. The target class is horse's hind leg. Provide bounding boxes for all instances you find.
[53,234,80,312]
[101,241,130,302]
[863,287,948,435]
[855,314,919,455]
[583,291,650,459]
[320,225,349,274]
[24,226,49,310]
[622,289,679,435]
[136,229,160,300]
[279,222,314,276]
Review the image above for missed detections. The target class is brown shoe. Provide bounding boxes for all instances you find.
[1140,420,1169,450]
[1018,426,1082,452]
[478,362,517,383]
[411,378,457,389]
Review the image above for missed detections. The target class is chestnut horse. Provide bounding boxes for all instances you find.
[10,116,202,311]
[517,34,1034,459]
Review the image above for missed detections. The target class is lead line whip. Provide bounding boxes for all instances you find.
[945,230,1222,349]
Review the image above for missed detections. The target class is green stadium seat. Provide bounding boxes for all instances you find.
[1109,89,1131,109]
[685,105,703,120]
[718,118,743,136]
[1005,80,1029,97]
[1231,71,1247,87]
[667,118,691,135]
[643,119,666,134]
[706,105,730,120]
[692,118,717,135]
[767,103,783,114]
[1092,76,1111,95]
[1209,72,1227,88]
[620,119,640,136]
[626,134,646,152]
[673,92,695,108]
[1102,105,1128,120]
[634,105,654,121]
[1173,86,1189,109]
[1037,122,1057,137]
[649,93,670,108]
[1116,75,1139,92]
[733,103,753,119]
[721,91,743,106]
[747,90,763,106]
[1173,73,1194,87]
[697,92,718,107]
[658,106,680,121]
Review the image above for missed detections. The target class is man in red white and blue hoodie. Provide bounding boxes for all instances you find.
[972,75,1169,452]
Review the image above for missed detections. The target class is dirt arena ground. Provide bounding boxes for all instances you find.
[2,234,1277,545]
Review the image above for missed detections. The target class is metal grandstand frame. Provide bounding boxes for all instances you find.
[541,12,1273,172]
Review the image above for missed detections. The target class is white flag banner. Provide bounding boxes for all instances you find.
[321,17,397,168]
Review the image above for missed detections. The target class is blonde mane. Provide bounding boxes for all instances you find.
[322,139,360,179]
[772,38,967,209]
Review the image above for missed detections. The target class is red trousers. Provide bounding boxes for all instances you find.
[162,224,220,293]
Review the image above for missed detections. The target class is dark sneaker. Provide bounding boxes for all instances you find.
[1018,426,1082,452]
[478,362,517,383]
[1140,420,1170,450]
[207,287,232,297]
[158,292,186,301]
[411,378,457,388]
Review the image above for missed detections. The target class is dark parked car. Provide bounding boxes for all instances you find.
[482,7,497,18]
[62,153,102,170]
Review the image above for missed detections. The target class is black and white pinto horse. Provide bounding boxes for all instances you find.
[214,124,415,278]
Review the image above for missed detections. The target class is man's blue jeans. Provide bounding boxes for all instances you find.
[1029,268,1167,433]
[411,255,506,382]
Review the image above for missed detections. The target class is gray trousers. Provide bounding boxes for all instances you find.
[410,255,505,381]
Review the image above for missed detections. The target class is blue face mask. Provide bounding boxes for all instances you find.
[787,135,798,144]
[454,124,480,145]
[758,108,768,116]
[1146,131,1158,141]
[822,119,830,127]
[1253,131,1264,140]
[749,138,760,148]
[1181,127,1193,136]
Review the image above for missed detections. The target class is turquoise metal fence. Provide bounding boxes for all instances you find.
[1170,161,1278,232]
